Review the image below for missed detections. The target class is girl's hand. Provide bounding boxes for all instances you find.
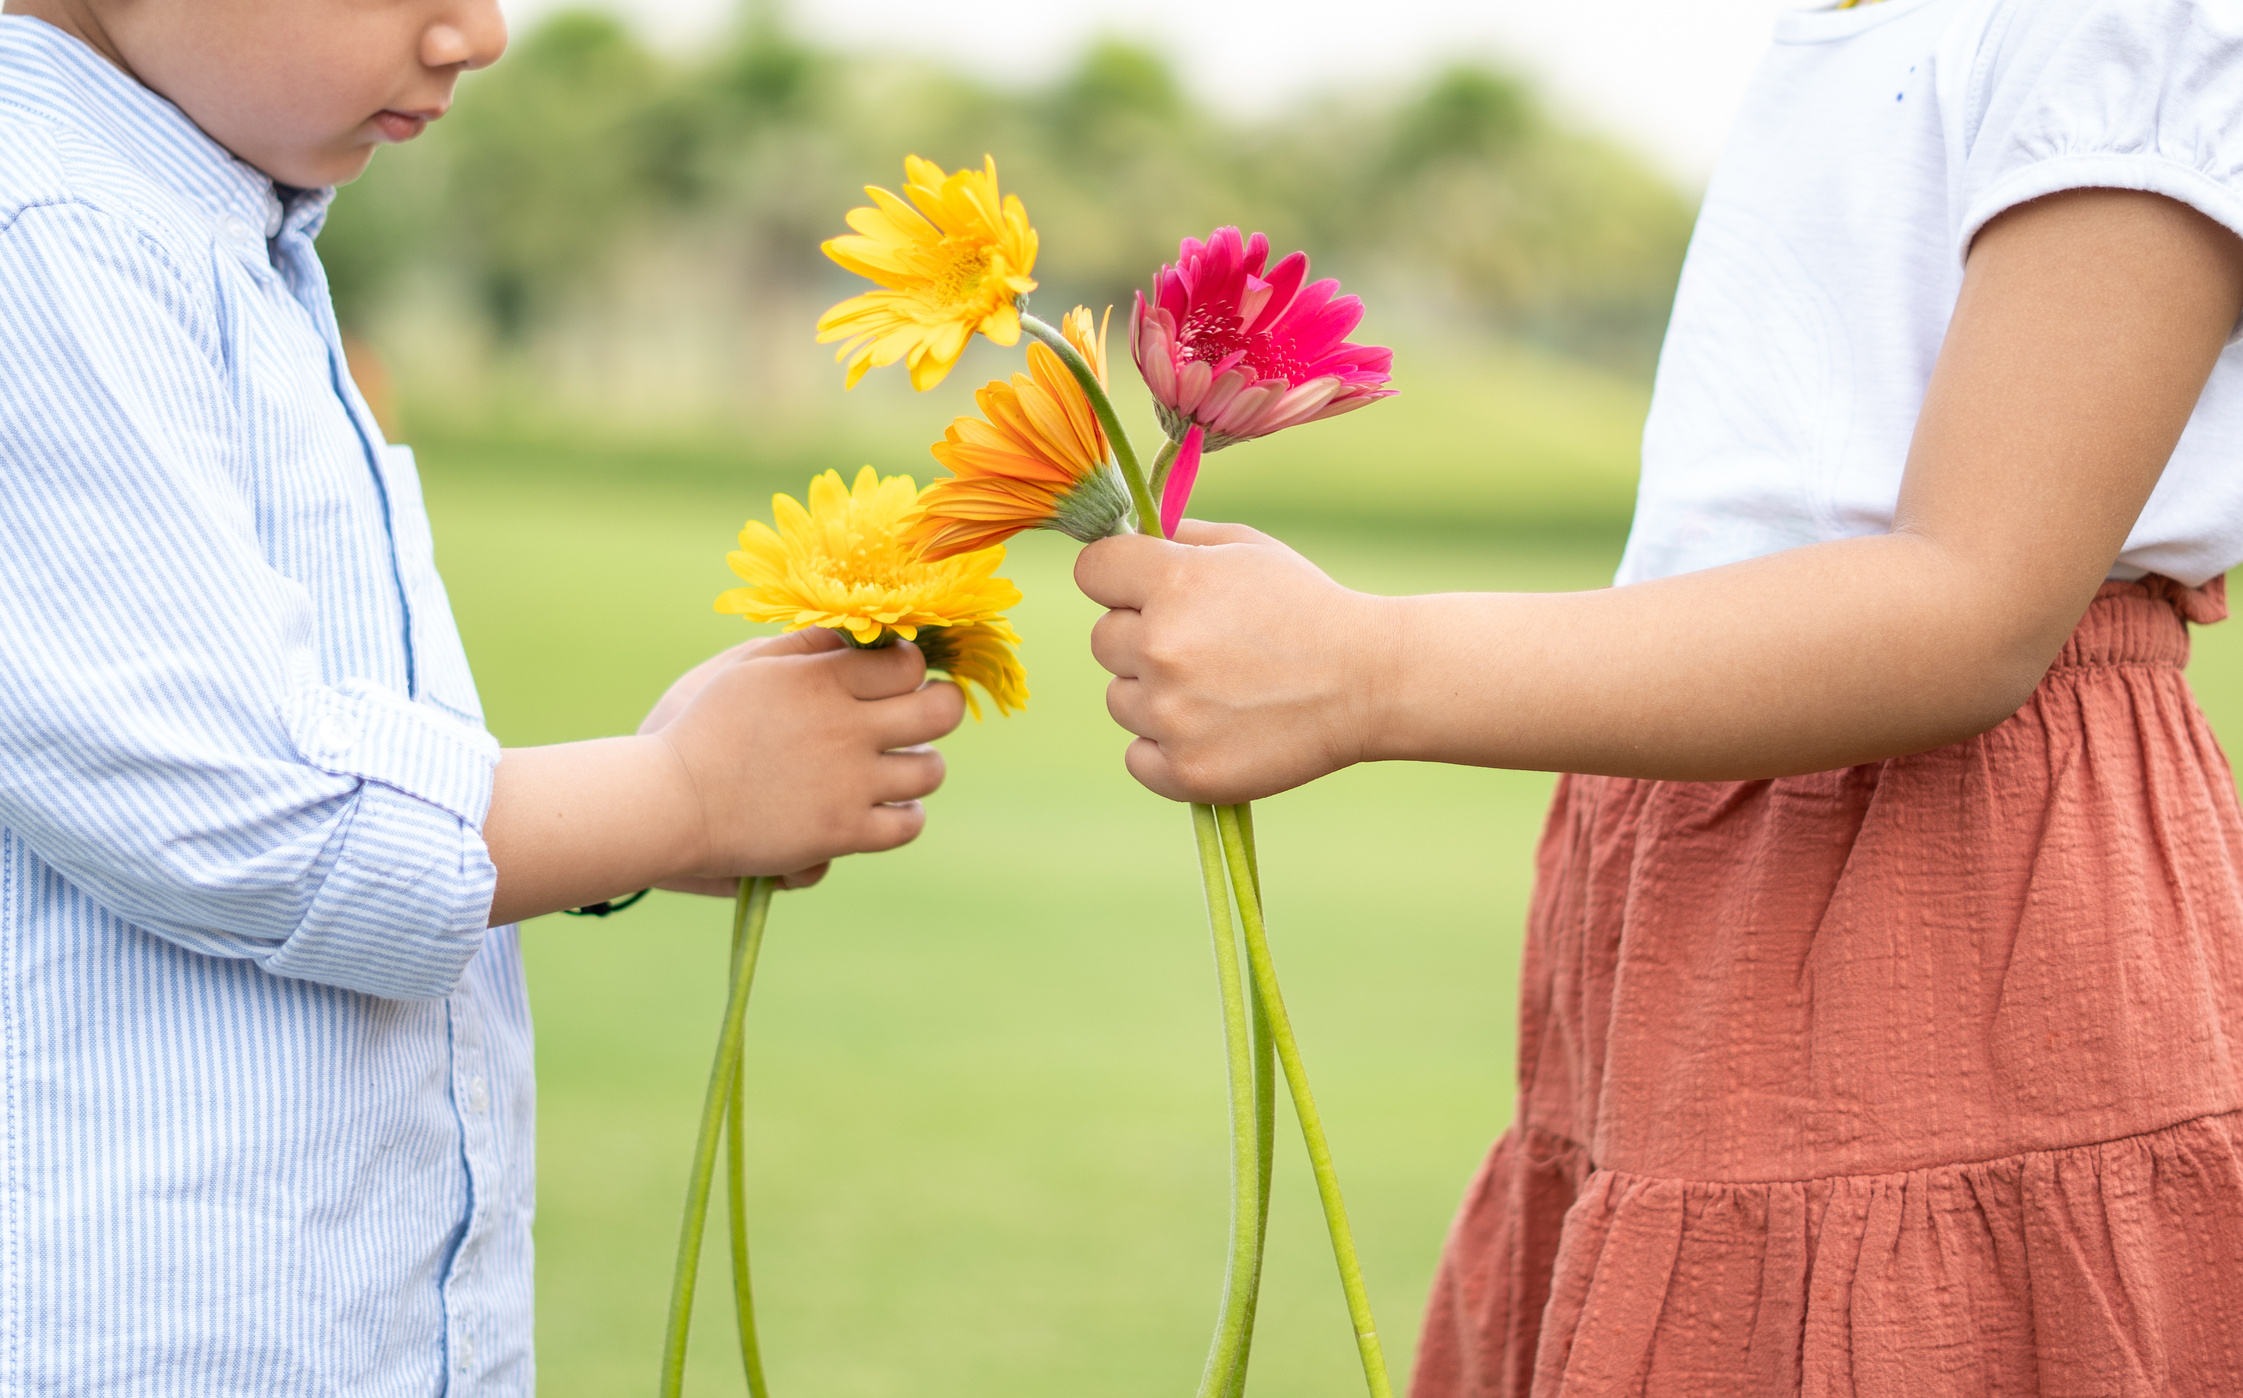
[1075,522,1393,804]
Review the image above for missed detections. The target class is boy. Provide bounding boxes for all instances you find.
[0,0,962,1391]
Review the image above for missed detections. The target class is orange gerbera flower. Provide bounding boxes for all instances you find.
[906,306,1134,560]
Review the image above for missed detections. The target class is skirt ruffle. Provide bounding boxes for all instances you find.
[1417,1112,2243,1397]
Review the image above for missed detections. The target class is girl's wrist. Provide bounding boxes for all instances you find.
[1352,591,1417,765]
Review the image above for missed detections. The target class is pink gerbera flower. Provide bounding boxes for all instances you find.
[1130,227,1395,452]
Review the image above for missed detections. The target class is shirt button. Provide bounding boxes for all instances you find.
[467,1076,489,1114]
[317,715,356,754]
[220,215,251,242]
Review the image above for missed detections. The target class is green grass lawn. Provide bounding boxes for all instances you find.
[422,375,2243,1394]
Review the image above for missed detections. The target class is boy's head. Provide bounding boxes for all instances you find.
[3,0,506,187]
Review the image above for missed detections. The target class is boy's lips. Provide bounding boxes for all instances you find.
[371,109,437,142]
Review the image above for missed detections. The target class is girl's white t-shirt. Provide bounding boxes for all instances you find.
[1617,0,2243,589]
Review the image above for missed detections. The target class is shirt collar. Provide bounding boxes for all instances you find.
[0,16,333,242]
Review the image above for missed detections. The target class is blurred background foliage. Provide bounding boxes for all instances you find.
[325,1,1695,536]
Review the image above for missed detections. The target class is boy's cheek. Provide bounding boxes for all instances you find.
[113,1,447,189]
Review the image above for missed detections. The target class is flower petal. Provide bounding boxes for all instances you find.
[1160,427,1204,540]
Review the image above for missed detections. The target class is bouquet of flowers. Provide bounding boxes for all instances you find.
[661,155,1396,1398]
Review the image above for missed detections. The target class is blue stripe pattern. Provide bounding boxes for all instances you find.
[0,18,531,1394]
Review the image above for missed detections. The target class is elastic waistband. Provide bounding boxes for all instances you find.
[2052,575,2226,670]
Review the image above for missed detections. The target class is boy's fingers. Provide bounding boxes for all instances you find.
[1169,519,1272,548]
[655,874,744,898]
[858,800,928,853]
[1075,534,1170,609]
[1088,608,1143,678]
[778,862,829,890]
[870,682,966,750]
[743,627,847,659]
[873,747,946,804]
[831,640,929,699]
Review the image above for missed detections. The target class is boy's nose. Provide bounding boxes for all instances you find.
[425,0,509,72]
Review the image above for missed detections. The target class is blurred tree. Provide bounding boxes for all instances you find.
[1387,66,1538,174]
[320,8,1696,413]
[429,10,672,338]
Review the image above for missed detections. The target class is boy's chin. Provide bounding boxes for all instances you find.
[238,140,380,191]
[323,145,383,188]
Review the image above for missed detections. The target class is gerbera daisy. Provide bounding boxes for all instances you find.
[1131,227,1394,451]
[907,305,1133,560]
[916,618,1029,718]
[716,467,1027,716]
[816,155,1040,392]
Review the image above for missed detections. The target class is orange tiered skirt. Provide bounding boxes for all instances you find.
[1413,577,2243,1397]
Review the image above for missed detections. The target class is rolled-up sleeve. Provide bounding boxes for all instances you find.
[0,199,498,1001]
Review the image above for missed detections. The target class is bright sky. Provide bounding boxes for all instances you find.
[499,0,1806,182]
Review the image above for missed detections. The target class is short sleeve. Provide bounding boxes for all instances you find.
[1946,0,2243,286]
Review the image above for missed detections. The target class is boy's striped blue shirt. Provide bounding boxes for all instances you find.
[0,18,532,1394]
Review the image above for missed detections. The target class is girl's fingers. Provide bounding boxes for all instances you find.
[869,681,966,750]
[1088,607,1144,678]
[1104,675,1154,738]
[1121,736,1191,803]
[857,800,928,853]
[1074,533,1171,610]
[1168,519,1271,547]
[872,746,946,805]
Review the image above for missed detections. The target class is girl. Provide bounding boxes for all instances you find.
[1077,0,2243,1391]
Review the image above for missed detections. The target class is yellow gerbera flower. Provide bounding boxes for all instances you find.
[715,466,1028,717]
[917,618,1029,719]
[908,305,1132,560]
[816,155,1040,392]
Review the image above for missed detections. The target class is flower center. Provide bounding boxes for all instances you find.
[931,238,992,308]
[817,534,917,592]
[1177,304,1311,386]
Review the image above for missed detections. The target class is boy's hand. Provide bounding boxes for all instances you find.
[483,628,964,925]
[636,631,845,891]
[1075,521,1392,805]
[652,629,964,882]
[636,632,814,737]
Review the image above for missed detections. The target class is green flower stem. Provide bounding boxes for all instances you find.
[660,876,776,1398]
[1190,804,1267,1398]
[1229,802,1275,1398]
[1018,313,1163,540]
[1213,805,1394,1398]
[1149,435,1184,506]
[727,895,772,1398]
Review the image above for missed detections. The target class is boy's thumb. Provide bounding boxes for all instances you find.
[747,627,848,659]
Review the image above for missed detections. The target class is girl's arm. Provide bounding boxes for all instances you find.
[1076,189,2243,804]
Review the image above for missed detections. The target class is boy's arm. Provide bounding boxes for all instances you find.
[0,201,963,976]
[480,631,960,926]
[1076,189,2243,800]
